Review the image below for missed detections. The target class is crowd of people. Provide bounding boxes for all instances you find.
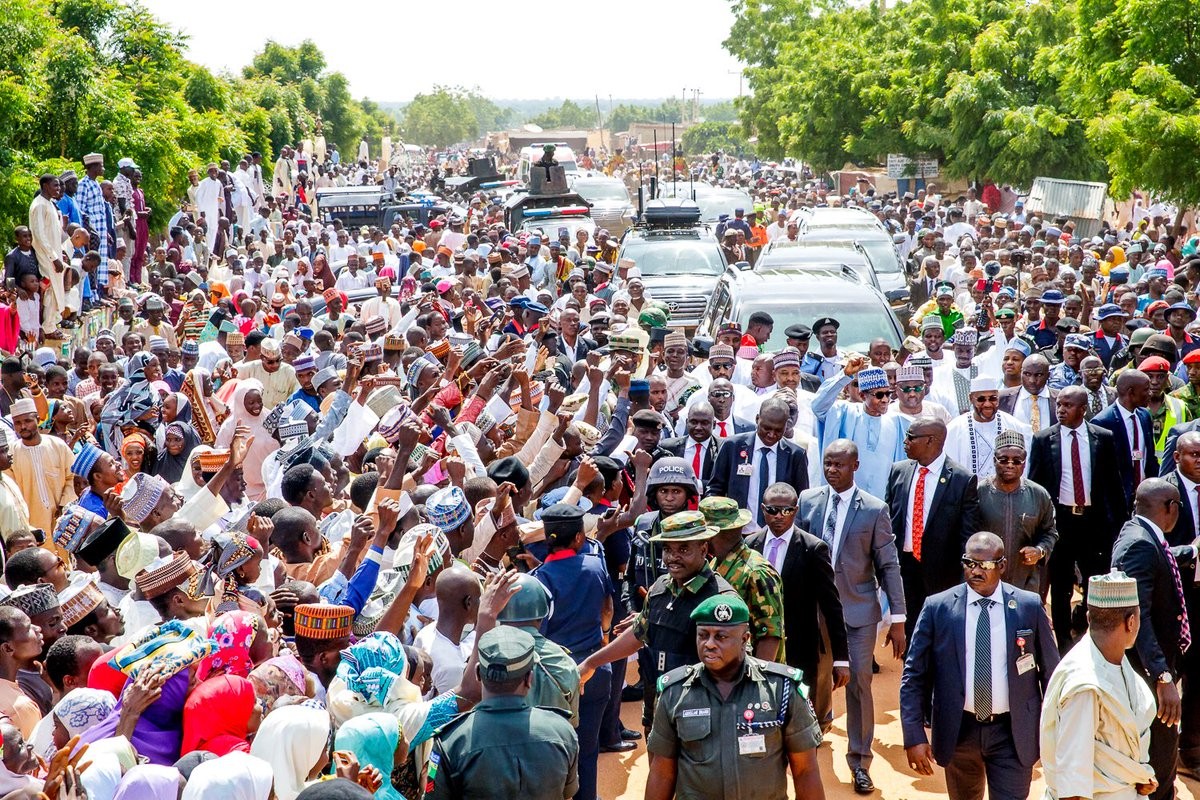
[0,137,1197,800]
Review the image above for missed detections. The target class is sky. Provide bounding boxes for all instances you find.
[138,0,746,104]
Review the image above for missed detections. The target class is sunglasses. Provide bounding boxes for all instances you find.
[762,505,797,516]
[709,390,733,398]
[995,456,1026,465]
[961,556,1005,571]
[904,432,932,442]
[868,391,892,400]
[898,386,925,394]
[973,395,1000,403]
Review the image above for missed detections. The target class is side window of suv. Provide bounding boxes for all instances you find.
[705,281,730,333]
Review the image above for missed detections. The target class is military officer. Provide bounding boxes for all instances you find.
[646,594,826,800]
[578,510,737,731]
[496,572,580,724]
[426,627,579,800]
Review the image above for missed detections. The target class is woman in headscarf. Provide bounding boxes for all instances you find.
[41,397,76,440]
[182,368,225,445]
[180,751,273,800]
[333,714,405,800]
[99,376,160,457]
[121,430,154,475]
[111,764,184,800]
[248,705,332,800]
[199,535,266,616]
[181,675,261,757]
[249,654,311,708]
[196,610,270,681]
[30,687,117,760]
[216,378,273,500]
[156,420,201,484]
[177,444,213,501]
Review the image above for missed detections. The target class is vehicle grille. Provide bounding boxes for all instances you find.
[652,293,709,325]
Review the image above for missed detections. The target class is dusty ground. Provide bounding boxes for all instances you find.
[598,638,1200,800]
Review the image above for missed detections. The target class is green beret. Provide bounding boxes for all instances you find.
[691,594,750,626]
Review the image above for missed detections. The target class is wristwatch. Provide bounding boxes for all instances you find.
[1158,671,1173,684]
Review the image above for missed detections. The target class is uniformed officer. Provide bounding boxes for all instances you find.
[579,510,737,731]
[496,572,580,724]
[426,627,579,800]
[646,594,826,800]
[532,503,615,800]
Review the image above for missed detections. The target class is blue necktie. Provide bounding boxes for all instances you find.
[823,493,841,549]
[757,446,771,525]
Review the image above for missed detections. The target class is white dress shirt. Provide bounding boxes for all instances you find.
[964,584,1010,716]
[1117,403,1147,478]
[746,435,780,528]
[1058,423,1093,506]
[684,437,710,481]
[822,484,857,560]
[903,453,946,552]
[1015,387,1053,432]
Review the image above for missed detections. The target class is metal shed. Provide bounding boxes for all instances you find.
[1025,177,1114,238]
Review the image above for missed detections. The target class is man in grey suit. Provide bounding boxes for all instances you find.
[797,439,906,795]
[901,532,1059,800]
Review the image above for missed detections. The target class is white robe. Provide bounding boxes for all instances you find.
[944,411,1031,478]
[193,177,223,253]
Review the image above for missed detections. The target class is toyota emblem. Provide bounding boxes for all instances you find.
[667,301,678,312]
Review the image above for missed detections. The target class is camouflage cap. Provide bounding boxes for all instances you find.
[648,510,718,543]
[698,497,752,531]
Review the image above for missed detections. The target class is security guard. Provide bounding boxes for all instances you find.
[426,627,579,800]
[579,510,736,731]
[646,595,825,800]
[496,573,580,725]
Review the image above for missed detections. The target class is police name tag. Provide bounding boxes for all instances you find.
[1016,653,1036,675]
[738,734,766,755]
[737,464,754,476]
[681,708,710,718]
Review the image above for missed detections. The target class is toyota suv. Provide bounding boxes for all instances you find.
[617,198,726,332]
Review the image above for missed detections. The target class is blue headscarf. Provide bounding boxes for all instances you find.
[333,632,407,706]
[333,714,405,800]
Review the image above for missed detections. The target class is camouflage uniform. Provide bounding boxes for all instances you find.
[711,542,785,660]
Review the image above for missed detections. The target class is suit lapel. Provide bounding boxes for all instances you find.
[780,527,805,576]
[1002,584,1017,680]
[1048,429,1064,485]
[953,585,968,684]
[839,492,862,560]
[927,462,952,517]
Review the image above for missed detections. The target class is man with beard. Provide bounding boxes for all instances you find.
[945,376,1031,479]
[10,398,74,534]
[888,364,950,424]
[976,430,1057,595]
[930,329,981,415]
[660,331,700,420]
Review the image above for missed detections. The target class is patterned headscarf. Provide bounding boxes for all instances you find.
[197,532,259,612]
[53,688,117,739]
[333,632,411,706]
[108,619,218,680]
[196,611,262,682]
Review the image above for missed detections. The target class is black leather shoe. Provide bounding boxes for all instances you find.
[620,727,642,741]
[600,740,638,753]
[852,768,875,794]
[621,682,644,702]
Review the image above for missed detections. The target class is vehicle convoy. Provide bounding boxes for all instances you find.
[315,186,453,229]
[617,197,726,332]
[791,206,912,326]
[516,143,580,184]
[570,174,636,238]
[697,265,905,353]
[503,164,596,243]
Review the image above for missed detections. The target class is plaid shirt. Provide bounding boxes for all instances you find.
[712,541,786,651]
[77,176,109,261]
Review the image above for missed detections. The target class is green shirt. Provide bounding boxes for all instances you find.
[514,624,581,727]
[1171,383,1200,421]
[711,542,785,655]
[648,656,822,800]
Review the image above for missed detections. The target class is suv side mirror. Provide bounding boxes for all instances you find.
[734,261,752,271]
[885,288,911,304]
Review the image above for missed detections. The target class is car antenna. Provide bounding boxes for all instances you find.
[653,130,660,199]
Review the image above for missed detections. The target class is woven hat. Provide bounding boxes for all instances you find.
[134,551,198,599]
[366,385,403,419]
[71,443,105,480]
[294,603,354,641]
[708,343,736,364]
[607,331,644,354]
[393,523,451,583]
[360,343,383,362]
[425,486,471,532]
[181,340,201,355]
[383,334,405,352]
[363,316,387,336]
[1088,570,1138,608]
[994,430,1026,451]
[950,329,978,346]
[292,354,316,373]
[195,449,230,473]
[663,331,688,349]
[772,347,801,370]
[856,368,889,392]
[920,317,945,333]
[282,333,305,352]
[59,576,105,628]
[116,533,162,580]
[895,365,924,383]
[119,473,169,525]
[969,376,999,393]
[2,584,59,617]
[54,505,105,554]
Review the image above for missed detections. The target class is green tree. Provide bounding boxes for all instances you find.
[681,121,753,156]
[183,65,228,113]
[530,99,596,129]
[401,87,477,147]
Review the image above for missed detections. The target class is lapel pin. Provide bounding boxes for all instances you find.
[939,477,947,484]
[1007,598,1017,609]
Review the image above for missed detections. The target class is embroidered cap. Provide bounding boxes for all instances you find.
[54,505,105,553]
[294,603,355,641]
[425,486,471,532]
[856,368,889,392]
[1,584,60,617]
[119,473,170,525]
[134,551,198,599]
[71,443,105,480]
[59,576,106,628]
[1088,570,1139,608]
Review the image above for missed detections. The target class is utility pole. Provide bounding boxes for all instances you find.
[727,70,744,97]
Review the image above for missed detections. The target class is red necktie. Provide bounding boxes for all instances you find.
[688,442,702,510]
[1071,431,1086,507]
[718,420,728,437]
[912,466,929,561]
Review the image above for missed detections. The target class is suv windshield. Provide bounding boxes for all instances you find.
[742,302,901,352]
[621,237,726,276]
[802,234,903,274]
[574,182,629,202]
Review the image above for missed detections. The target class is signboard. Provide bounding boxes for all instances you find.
[886,154,939,180]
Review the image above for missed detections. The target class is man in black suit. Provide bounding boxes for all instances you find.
[1160,417,1200,474]
[1112,478,1200,800]
[1029,385,1128,652]
[660,401,722,489]
[1159,432,1200,777]
[1091,369,1157,512]
[706,397,810,530]
[886,417,980,642]
[747,481,849,735]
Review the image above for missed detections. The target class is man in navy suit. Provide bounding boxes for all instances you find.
[1091,369,1157,512]
[1112,478,1200,799]
[706,397,810,530]
[900,532,1058,800]
[1093,302,1131,368]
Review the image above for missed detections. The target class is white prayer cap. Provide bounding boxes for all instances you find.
[10,398,36,417]
[969,376,999,394]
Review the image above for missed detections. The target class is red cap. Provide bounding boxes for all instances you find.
[1183,351,1200,365]
[1138,355,1171,372]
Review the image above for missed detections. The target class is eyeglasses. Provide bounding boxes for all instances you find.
[1083,368,1106,375]
[995,456,1026,465]
[898,386,925,394]
[961,556,1006,571]
[869,391,892,400]
[762,505,797,516]
[262,357,281,366]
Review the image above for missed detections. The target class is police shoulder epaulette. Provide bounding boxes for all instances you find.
[656,664,696,693]
[536,705,574,719]
[760,660,805,684]
[431,710,471,736]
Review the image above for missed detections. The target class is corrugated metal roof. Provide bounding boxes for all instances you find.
[1026,177,1109,220]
